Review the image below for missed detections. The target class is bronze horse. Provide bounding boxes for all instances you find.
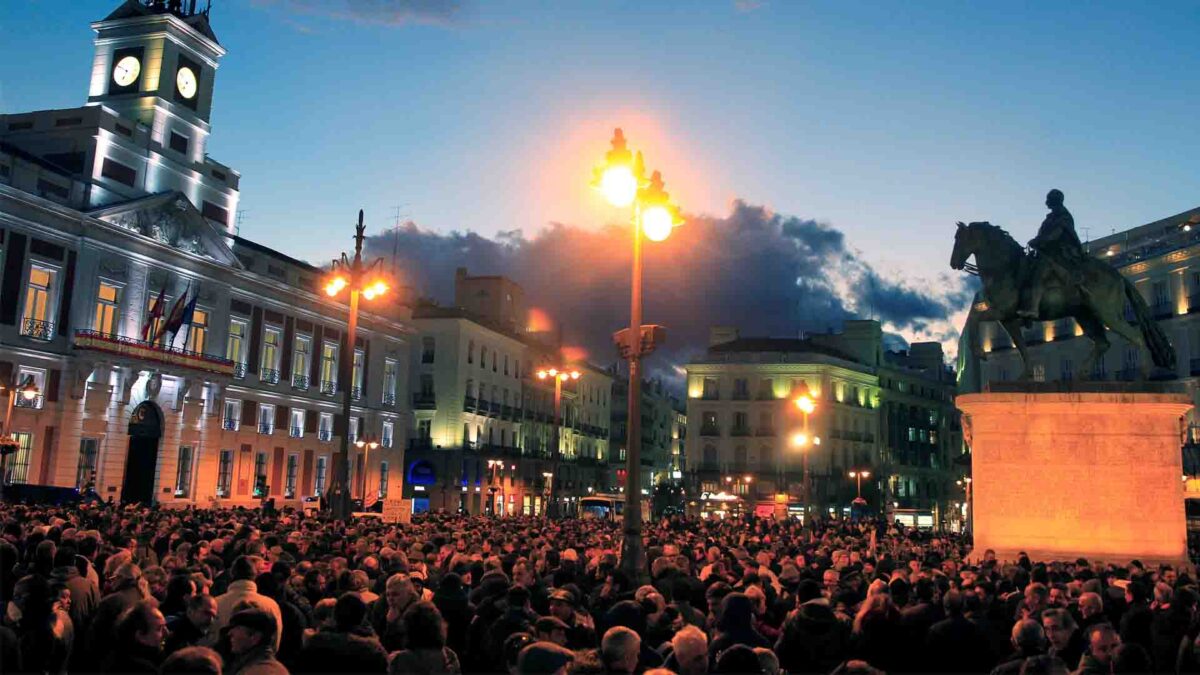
[950,221,1174,380]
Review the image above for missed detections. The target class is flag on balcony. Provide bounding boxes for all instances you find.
[142,286,166,341]
[364,490,379,510]
[156,284,192,343]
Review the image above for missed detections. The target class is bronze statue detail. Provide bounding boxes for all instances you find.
[950,190,1175,380]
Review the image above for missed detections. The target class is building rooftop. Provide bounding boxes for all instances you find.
[103,0,219,43]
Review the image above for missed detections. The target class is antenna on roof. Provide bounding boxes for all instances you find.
[389,204,409,281]
[235,209,248,236]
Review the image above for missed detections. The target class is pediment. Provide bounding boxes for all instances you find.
[88,191,242,268]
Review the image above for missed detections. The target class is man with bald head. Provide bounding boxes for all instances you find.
[990,619,1048,675]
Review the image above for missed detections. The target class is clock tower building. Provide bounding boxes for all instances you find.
[0,0,239,234]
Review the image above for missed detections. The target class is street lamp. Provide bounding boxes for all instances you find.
[537,366,580,518]
[322,210,389,521]
[593,128,683,581]
[0,376,38,497]
[791,393,818,521]
[848,469,871,503]
[355,433,380,505]
[956,476,973,534]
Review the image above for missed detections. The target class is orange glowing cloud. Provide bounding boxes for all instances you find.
[526,307,554,333]
[561,345,589,363]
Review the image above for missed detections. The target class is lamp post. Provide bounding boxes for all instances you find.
[956,476,973,534]
[791,394,818,522]
[848,469,870,503]
[322,210,388,522]
[537,366,580,518]
[593,128,683,581]
[542,471,554,516]
[355,434,380,505]
[0,376,38,498]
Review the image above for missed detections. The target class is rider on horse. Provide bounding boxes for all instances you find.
[1017,189,1087,319]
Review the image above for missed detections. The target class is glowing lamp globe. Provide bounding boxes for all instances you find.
[600,165,638,208]
[642,206,674,242]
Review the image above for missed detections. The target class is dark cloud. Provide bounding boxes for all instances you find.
[269,0,463,26]
[366,200,972,380]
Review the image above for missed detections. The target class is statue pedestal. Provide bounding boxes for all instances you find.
[957,386,1191,565]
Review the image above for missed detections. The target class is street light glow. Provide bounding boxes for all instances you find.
[324,276,347,297]
[600,165,638,208]
[791,431,809,448]
[642,205,674,242]
[795,395,815,414]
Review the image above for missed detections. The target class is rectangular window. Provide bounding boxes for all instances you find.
[101,158,137,187]
[422,337,435,363]
[93,281,120,335]
[201,200,229,226]
[320,342,338,392]
[76,438,99,490]
[227,319,247,373]
[260,327,281,383]
[174,446,193,496]
[169,131,189,155]
[22,265,57,338]
[349,417,360,443]
[383,358,398,404]
[701,411,719,435]
[14,368,45,409]
[216,450,233,496]
[733,378,749,400]
[186,308,208,354]
[290,409,304,438]
[315,456,328,495]
[254,451,268,495]
[1060,359,1074,381]
[318,413,333,442]
[285,454,299,498]
[382,421,394,448]
[223,398,242,431]
[292,335,311,387]
[702,377,719,400]
[352,349,365,397]
[379,461,389,498]
[258,403,275,434]
[417,419,431,439]
[5,433,34,485]
[1153,281,1170,308]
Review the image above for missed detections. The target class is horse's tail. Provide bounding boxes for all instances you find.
[1124,279,1176,370]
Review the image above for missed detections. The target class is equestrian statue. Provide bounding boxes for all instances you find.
[950,189,1174,385]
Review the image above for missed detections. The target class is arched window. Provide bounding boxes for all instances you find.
[480,347,487,369]
[468,340,475,364]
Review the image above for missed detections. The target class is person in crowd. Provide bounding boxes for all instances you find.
[8,574,73,675]
[517,640,574,675]
[104,600,166,673]
[547,588,597,650]
[600,626,641,675]
[1075,623,1121,675]
[386,600,461,674]
[223,607,288,675]
[1041,608,1084,671]
[165,593,219,654]
[664,625,708,675]
[774,579,850,674]
[990,619,1047,675]
[84,561,148,664]
[372,573,420,653]
[926,589,991,673]
[295,593,388,673]
[215,557,284,652]
[161,646,224,675]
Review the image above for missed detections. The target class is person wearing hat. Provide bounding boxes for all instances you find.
[534,616,570,646]
[517,640,575,675]
[547,588,596,650]
[224,607,286,675]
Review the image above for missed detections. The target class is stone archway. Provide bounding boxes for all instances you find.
[120,401,163,504]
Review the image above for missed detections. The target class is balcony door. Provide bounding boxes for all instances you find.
[121,401,162,504]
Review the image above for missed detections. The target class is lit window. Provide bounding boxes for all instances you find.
[76,438,99,490]
[5,432,33,485]
[379,461,389,498]
[93,282,120,335]
[22,266,57,338]
[382,421,393,448]
[226,319,247,369]
[223,398,242,431]
[254,452,268,495]
[290,409,304,438]
[383,359,398,404]
[318,413,333,442]
[175,446,194,496]
[352,349,365,397]
[315,456,328,495]
[216,450,233,496]
[320,342,338,391]
[258,403,275,434]
[260,327,281,382]
[186,308,208,354]
[292,335,311,387]
[285,454,299,498]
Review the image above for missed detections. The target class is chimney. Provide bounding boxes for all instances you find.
[709,326,739,347]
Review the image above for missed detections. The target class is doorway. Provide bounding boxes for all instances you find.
[121,401,162,504]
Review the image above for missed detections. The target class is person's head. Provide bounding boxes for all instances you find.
[1087,624,1121,666]
[1078,592,1103,619]
[118,600,168,650]
[1046,189,1065,209]
[753,647,780,675]
[1011,618,1047,654]
[1041,608,1077,652]
[548,588,575,622]
[671,625,708,675]
[386,573,417,611]
[504,633,537,675]
[1025,582,1049,612]
[714,644,762,674]
[1016,655,1069,675]
[402,601,447,650]
[230,556,259,582]
[716,592,755,633]
[517,641,575,675]
[186,593,218,631]
[822,569,840,595]
[227,607,276,656]
[601,626,641,674]
[334,592,369,632]
[1111,643,1152,673]
[942,589,964,617]
[1047,584,1069,608]
[535,616,569,646]
[160,646,223,675]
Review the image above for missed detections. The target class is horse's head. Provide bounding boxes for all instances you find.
[950,221,991,271]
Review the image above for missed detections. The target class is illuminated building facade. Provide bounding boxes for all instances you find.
[610,371,684,494]
[0,1,413,507]
[685,320,960,524]
[402,268,613,515]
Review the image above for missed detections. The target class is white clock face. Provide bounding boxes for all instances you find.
[176,66,198,99]
[112,55,141,87]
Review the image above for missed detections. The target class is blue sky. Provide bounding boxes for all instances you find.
[2,1,1198,302]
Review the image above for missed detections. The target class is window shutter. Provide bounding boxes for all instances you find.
[275,405,288,430]
[304,410,317,433]
[0,233,27,325]
[46,369,60,402]
[57,251,77,337]
[271,447,285,496]
[360,339,370,401]
[301,450,314,495]
[242,401,256,426]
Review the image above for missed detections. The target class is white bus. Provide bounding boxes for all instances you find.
[579,493,650,522]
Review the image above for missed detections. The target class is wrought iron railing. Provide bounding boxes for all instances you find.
[258,421,274,435]
[259,368,279,384]
[291,374,310,390]
[319,380,336,395]
[383,392,397,406]
[290,426,303,438]
[318,429,332,442]
[222,418,239,431]
[14,394,43,410]
[413,392,436,410]
[700,425,720,437]
[351,386,363,400]
[21,318,54,341]
[74,329,235,376]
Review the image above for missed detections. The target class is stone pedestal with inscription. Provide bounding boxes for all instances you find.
[957,385,1192,565]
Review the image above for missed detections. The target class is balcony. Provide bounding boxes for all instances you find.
[463,396,477,413]
[233,362,247,379]
[731,391,750,401]
[755,427,775,437]
[700,391,720,401]
[1152,302,1173,320]
[700,425,720,437]
[259,368,280,385]
[1191,294,1200,314]
[74,330,236,377]
[258,422,274,435]
[21,318,54,341]
[291,374,310,390]
[319,380,336,396]
[383,392,397,407]
[14,394,43,410]
[731,427,751,437]
[351,386,363,400]
[289,426,303,438]
[408,437,434,452]
[412,392,437,410]
[222,418,239,431]
[318,429,332,442]
[502,405,513,419]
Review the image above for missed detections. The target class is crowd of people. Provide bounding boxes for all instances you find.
[2,502,1198,675]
